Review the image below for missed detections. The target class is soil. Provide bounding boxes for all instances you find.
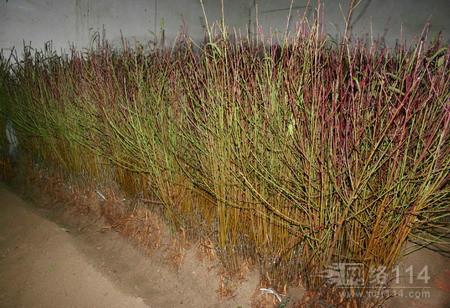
[0,184,259,308]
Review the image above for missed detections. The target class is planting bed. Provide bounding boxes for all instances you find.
[0,14,449,306]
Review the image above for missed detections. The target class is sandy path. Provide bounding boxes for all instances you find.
[0,185,258,308]
[0,185,150,308]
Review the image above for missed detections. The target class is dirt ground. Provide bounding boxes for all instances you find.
[384,242,450,308]
[0,184,259,308]
[0,183,449,307]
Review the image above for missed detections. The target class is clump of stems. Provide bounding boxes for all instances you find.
[0,13,449,304]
